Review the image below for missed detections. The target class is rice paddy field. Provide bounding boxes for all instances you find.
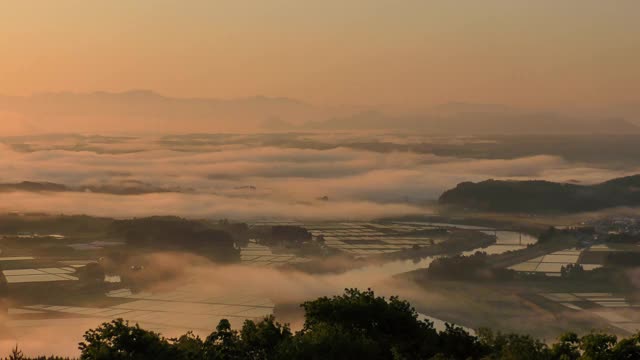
[9,218,636,346]
[4,267,78,284]
[10,286,275,335]
[464,230,538,255]
[507,244,623,276]
[250,220,529,257]
[538,292,640,334]
[404,280,616,340]
[1,229,279,343]
[240,241,310,267]
[0,234,119,284]
[252,221,443,256]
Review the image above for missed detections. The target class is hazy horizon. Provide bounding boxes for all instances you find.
[2,2,640,358]
[3,1,640,135]
[1,89,639,135]
[2,1,639,110]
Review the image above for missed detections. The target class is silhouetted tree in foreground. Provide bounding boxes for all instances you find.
[6,289,640,359]
[9,345,24,360]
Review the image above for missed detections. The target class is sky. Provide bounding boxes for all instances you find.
[1,0,639,109]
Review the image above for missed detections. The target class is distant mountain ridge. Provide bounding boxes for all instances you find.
[0,90,333,133]
[0,91,638,134]
[308,107,640,135]
[439,175,640,213]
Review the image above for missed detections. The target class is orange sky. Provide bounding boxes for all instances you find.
[1,0,639,109]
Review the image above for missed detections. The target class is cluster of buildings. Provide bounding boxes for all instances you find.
[587,216,640,237]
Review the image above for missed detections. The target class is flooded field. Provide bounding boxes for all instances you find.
[538,292,640,334]
[4,267,78,284]
[240,241,310,267]
[1,219,539,354]
[508,245,618,276]
[252,220,534,258]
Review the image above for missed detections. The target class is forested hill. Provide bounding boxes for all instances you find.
[438,174,640,213]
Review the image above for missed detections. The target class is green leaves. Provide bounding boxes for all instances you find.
[75,291,640,360]
[79,319,178,360]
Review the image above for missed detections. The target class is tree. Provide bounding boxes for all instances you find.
[477,328,550,360]
[579,332,617,360]
[73,289,640,360]
[560,264,584,279]
[437,323,486,359]
[202,319,241,360]
[283,322,382,360]
[255,226,312,248]
[550,332,580,360]
[110,217,240,262]
[173,332,205,360]
[538,226,557,243]
[239,316,292,360]
[79,319,178,360]
[77,262,106,286]
[9,344,24,360]
[426,252,494,281]
[300,288,440,359]
[611,332,640,360]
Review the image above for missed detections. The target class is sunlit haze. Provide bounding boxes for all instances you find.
[1,2,640,359]
[1,1,639,109]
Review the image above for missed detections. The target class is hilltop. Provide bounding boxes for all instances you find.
[439,174,640,213]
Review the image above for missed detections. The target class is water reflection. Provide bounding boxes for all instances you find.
[343,223,534,334]
[344,223,538,277]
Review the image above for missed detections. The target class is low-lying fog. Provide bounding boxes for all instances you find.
[0,134,637,220]
[0,251,441,357]
[1,133,639,356]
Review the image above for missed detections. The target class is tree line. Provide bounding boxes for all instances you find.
[5,289,639,360]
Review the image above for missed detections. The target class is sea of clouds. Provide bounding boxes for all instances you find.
[0,135,636,220]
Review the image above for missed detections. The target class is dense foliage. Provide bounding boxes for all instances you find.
[0,214,112,235]
[438,175,640,213]
[7,289,639,360]
[425,252,517,281]
[605,252,640,268]
[421,251,634,291]
[249,225,312,247]
[110,217,242,262]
